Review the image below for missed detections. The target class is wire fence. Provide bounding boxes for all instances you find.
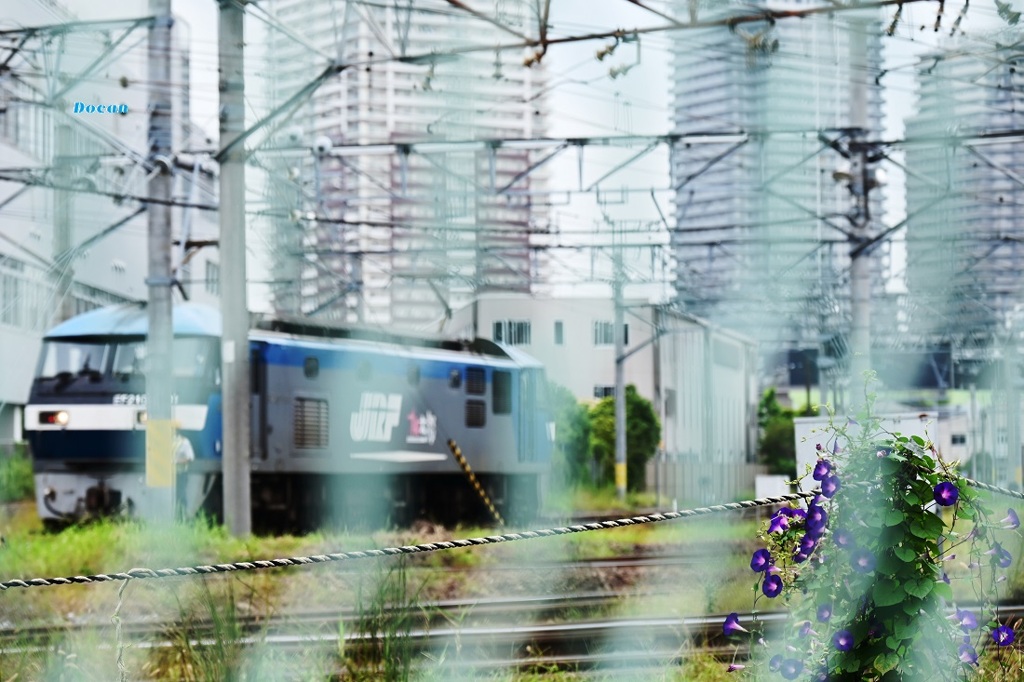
[1,477,1020,592]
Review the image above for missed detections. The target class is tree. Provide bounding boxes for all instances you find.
[757,388,797,477]
[588,385,661,491]
[546,380,592,486]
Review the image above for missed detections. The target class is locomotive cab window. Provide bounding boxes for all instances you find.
[493,371,512,414]
[448,368,461,389]
[303,356,319,379]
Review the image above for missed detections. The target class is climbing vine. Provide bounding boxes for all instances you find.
[725,393,1021,680]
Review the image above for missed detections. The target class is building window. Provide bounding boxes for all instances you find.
[554,320,563,345]
[593,321,628,346]
[594,385,615,399]
[951,434,967,445]
[205,261,220,296]
[493,320,531,345]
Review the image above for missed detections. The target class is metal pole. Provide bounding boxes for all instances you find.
[145,0,175,520]
[219,0,251,536]
[53,125,75,324]
[614,230,627,501]
[848,18,871,391]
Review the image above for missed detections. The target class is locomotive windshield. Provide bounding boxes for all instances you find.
[36,340,110,378]
[34,337,219,389]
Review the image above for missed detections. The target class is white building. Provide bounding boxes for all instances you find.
[261,0,547,330]
[445,292,759,475]
[0,0,220,445]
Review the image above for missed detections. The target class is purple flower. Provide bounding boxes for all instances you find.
[851,547,876,573]
[958,643,978,665]
[1001,509,1020,530]
[986,542,1014,569]
[768,512,790,534]
[833,629,854,651]
[993,625,1015,646]
[723,612,748,636]
[833,528,854,549]
[812,459,832,481]
[780,659,804,680]
[799,535,818,554]
[798,620,814,638]
[933,481,959,506]
[821,475,841,498]
[954,609,978,631]
[762,573,783,598]
[816,603,832,622]
[750,548,772,572]
[806,504,828,535]
[769,654,783,672]
[815,443,823,452]
[793,551,810,564]
[726,663,745,672]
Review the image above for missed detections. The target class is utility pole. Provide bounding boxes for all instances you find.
[613,225,627,501]
[53,124,75,323]
[144,0,175,520]
[219,0,251,536]
[848,17,872,391]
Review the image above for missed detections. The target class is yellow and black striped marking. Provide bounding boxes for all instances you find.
[447,439,504,527]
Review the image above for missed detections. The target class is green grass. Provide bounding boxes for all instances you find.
[0,443,33,502]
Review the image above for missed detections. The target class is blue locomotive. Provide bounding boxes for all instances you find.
[24,303,553,531]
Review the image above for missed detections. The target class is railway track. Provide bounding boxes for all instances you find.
[7,598,1023,675]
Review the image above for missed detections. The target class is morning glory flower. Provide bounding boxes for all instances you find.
[799,535,818,553]
[933,481,959,506]
[723,612,748,636]
[750,548,772,572]
[726,663,745,672]
[1001,509,1020,530]
[812,459,832,481]
[954,609,978,631]
[833,629,854,651]
[762,574,783,598]
[958,643,978,665]
[798,620,815,638]
[993,625,1015,646]
[768,654,783,672]
[833,528,854,549]
[821,475,841,499]
[780,659,804,680]
[806,504,828,535]
[816,603,832,622]
[768,512,790,534]
[986,542,1014,569]
[851,547,876,573]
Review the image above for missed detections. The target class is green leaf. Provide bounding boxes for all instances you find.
[893,617,916,640]
[885,509,905,527]
[873,578,903,607]
[912,435,925,446]
[875,652,900,674]
[956,504,975,519]
[893,545,917,563]
[904,579,933,599]
[933,581,953,602]
[903,599,923,616]
[885,635,901,650]
[904,490,921,505]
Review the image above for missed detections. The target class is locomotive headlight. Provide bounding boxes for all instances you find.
[41,410,70,427]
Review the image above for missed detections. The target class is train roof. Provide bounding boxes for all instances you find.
[44,303,221,339]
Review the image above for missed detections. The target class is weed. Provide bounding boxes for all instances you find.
[0,443,33,503]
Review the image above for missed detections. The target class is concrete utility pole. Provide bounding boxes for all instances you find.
[144,0,175,520]
[53,125,75,324]
[613,229,627,501]
[848,17,872,391]
[218,0,251,536]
